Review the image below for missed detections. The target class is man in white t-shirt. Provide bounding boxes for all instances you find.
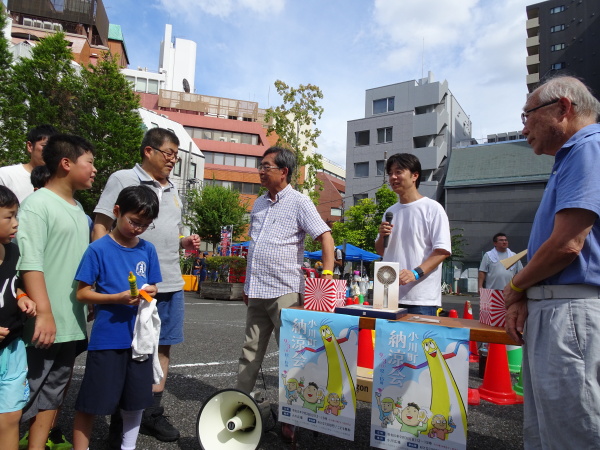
[0,125,57,202]
[478,233,523,291]
[375,153,451,316]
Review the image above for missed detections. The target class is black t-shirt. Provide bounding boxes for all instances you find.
[0,242,24,349]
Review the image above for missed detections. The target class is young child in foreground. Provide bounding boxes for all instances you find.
[73,185,162,450]
[0,186,36,449]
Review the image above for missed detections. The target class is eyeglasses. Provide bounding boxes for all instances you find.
[126,217,155,231]
[521,99,577,125]
[151,146,181,162]
[257,164,281,172]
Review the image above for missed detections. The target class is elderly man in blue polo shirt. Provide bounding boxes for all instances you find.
[504,76,600,449]
[236,146,334,439]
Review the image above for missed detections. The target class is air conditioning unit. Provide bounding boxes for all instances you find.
[43,21,53,30]
[230,138,238,143]
[52,23,63,32]
[219,137,227,142]
[23,18,33,27]
[33,20,43,29]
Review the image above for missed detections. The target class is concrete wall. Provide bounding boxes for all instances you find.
[446,182,547,264]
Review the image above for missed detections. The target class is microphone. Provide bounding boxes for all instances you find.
[383,212,393,249]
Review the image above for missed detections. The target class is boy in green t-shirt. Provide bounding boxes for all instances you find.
[17,134,96,450]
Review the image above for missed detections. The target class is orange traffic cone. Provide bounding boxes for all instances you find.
[357,328,374,369]
[463,301,479,363]
[478,343,523,405]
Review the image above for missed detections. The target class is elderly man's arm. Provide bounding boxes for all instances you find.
[503,208,596,343]
[316,231,335,279]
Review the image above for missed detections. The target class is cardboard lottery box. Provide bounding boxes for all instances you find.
[373,261,399,310]
[479,288,506,327]
[304,278,347,312]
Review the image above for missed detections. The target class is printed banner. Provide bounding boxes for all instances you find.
[219,225,232,256]
[279,309,359,441]
[371,320,470,450]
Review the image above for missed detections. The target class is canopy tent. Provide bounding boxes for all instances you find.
[306,244,381,262]
[231,241,251,248]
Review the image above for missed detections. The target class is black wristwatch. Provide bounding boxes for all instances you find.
[413,267,424,278]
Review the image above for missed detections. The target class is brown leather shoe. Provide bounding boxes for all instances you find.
[281,423,296,443]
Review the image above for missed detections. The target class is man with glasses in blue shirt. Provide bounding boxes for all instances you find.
[504,76,600,449]
[93,128,200,445]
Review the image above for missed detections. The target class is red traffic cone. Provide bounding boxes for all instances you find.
[463,301,479,363]
[478,343,523,405]
[357,328,374,369]
[448,309,458,318]
[468,387,481,405]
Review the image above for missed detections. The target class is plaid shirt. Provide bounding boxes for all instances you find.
[245,184,330,299]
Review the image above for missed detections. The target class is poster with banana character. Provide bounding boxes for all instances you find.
[371,320,469,450]
[279,309,359,441]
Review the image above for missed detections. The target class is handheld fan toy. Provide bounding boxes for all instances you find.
[377,265,397,308]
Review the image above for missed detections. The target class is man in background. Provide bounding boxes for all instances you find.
[478,233,523,292]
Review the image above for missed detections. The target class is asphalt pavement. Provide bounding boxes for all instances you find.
[47,292,523,449]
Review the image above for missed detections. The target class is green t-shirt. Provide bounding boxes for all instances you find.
[17,188,89,344]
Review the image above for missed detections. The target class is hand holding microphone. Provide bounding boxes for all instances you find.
[381,212,394,249]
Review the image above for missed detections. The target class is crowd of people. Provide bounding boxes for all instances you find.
[1,75,600,449]
[0,127,199,450]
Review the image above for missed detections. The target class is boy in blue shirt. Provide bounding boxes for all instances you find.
[73,185,161,450]
[0,186,36,449]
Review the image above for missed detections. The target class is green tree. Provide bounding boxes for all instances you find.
[185,185,250,251]
[4,32,83,163]
[0,9,18,163]
[331,185,398,252]
[76,52,144,213]
[264,80,325,203]
[0,30,143,213]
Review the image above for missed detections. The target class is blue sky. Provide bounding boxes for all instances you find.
[104,0,532,167]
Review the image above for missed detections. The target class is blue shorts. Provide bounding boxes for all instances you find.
[75,349,153,414]
[156,291,184,345]
[0,338,29,413]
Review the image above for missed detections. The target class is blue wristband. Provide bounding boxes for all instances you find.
[411,269,420,280]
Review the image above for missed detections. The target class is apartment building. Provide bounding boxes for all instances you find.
[526,0,600,96]
[6,0,128,67]
[346,72,471,205]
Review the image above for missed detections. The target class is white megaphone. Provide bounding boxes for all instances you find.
[196,389,264,450]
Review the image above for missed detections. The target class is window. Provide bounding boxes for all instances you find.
[331,207,342,217]
[189,163,197,179]
[135,78,147,92]
[550,24,565,33]
[550,5,565,14]
[373,97,394,114]
[551,43,565,51]
[355,130,370,146]
[213,153,224,165]
[551,62,566,70]
[353,194,368,205]
[354,162,369,178]
[147,79,159,94]
[173,159,182,177]
[377,127,392,144]
[203,151,213,164]
[224,154,235,166]
[376,160,385,176]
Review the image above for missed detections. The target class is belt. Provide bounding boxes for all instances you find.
[527,284,600,300]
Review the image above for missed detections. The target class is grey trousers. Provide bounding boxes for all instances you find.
[523,298,600,449]
[236,293,300,394]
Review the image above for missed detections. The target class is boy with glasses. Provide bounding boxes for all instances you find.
[93,128,200,444]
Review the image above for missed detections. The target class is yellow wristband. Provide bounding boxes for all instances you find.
[510,279,525,293]
[322,270,333,276]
